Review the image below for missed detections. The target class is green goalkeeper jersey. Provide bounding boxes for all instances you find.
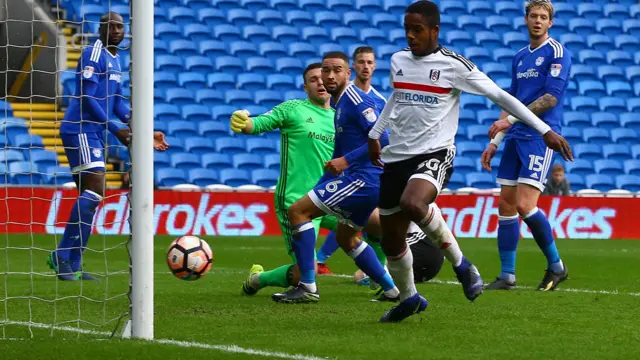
[251,99,335,212]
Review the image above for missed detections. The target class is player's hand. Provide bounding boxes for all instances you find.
[488,118,513,139]
[481,144,498,172]
[543,131,574,162]
[116,128,131,146]
[368,139,383,167]
[153,131,169,151]
[325,157,349,176]
[230,110,250,133]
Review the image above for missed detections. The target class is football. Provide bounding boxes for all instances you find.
[166,236,213,281]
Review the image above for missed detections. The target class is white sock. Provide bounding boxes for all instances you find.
[418,203,464,267]
[386,247,417,302]
[300,282,317,293]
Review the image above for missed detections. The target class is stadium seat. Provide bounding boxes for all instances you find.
[196,89,224,107]
[477,109,500,125]
[583,128,610,145]
[314,11,341,28]
[594,159,624,176]
[503,32,528,49]
[154,152,171,167]
[615,175,640,192]
[629,99,640,113]
[585,174,615,192]
[299,0,327,13]
[264,153,281,170]
[185,0,213,10]
[360,28,387,47]
[600,97,627,114]
[246,57,275,75]
[342,11,369,31]
[623,159,640,176]
[271,0,297,12]
[632,4,640,19]
[578,81,606,98]
[458,15,485,34]
[383,0,408,15]
[466,125,486,141]
[597,19,623,38]
[573,144,602,162]
[9,161,43,185]
[202,154,233,171]
[154,72,178,90]
[252,169,279,187]
[199,121,228,138]
[615,35,640,53]
[153,39,170,57]
[446,31,473,49]
[198,8,226,27]
[240,0,268,11]
[246,138,276,155]
[579,50,606,66]
[621,113,640,132]
[494,1,520,17]
[181,105,211,122]
[266,74,294,91]
[166,88,196,106]
[376,44,397,61]
[220,169,251,187]
[285,10,314,28]
[331,27,358,46]
[237,73,267,92]
[466,1,492,17]
[466,172,495,189]
[597,65,626,82]
[46,166,74,186]
[564,112,590,128]
[156,168,187,187]
[457,142,484,158]
[245,105,270,117]
[602,144,631,161]
[163,137,185,155]
[475,32,503,51]
[287,42,316,58]
[183,24,211,43]
[207,73,235,91]
[155,6,168,23]
[455,126,468,142]
[327,0,353,12]
[155,22,182,41]
[12,134,44,151]
[512,17,527,32]
[256,9,285,28]
[178,72,207,91]
[199,41,228,60]
[233,153,264,170]
[587,34,614,53]
[155,104,181,121]
[624,19,640,38]
[259,42,288,59]
[388,28,406,47]
[284,90,306,101]
[611,128,638,145]
[255,90,283,108]
[493,48,516,67]
[561,34,586,55]
[607,51,634,67]
[171,152,200,170]
[603,3,628,20]
[275,57,303,76]
[188,168,218,187]
[577,3,603,20]
[301,27,329,47]
[447,173,465,190]
[225,90,254,106]
[571,96,599,113]
[168,121,198,137]
[243,25,272,45]
[591,112,619,130]
[482,63,509,78]
[440,0,465,17]
[272,25,299,43]
[485,16,511,34]
[184,137,215,156]
[213,0,241,11]
[464,47,492,65]
[371,13,399,32]
[229,41,259,58]
[565,158,593,177]
[155,55,183,73]
[554,3,577,19]
[216,137,246,155]
[607,82,634,98]
[454,156,477,173]
[440,15,456,35]
[228,8,255,27]
[633,145,640,160]
[461,95,487,111]
[215,56,245,75]
[214,24,242,43]
[495,78,510,91]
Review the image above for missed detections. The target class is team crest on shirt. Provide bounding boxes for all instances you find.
[82,66,94,79]
[430,69,440,82]
[535,56,544,66]
[92,148,101,158]
[550,63,562,77]
[362,107,377,123]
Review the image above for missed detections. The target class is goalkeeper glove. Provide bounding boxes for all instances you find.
[230,110,250,133]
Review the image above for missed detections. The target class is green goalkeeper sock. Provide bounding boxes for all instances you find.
[364,234,387,266]
[258,264,294,288]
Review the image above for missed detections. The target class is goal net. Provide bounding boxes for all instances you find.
[0,0,154,339]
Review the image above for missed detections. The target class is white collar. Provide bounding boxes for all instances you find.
[528,37,552,53]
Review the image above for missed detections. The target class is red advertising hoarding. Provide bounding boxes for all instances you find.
[0,188,637,239]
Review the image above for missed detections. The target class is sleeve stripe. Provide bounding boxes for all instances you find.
[550,39,563,59]
[441,47,475,71]
[345,85,363,105]
[90,40,103,63]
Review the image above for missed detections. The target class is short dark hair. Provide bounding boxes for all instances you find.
[406,0,440,28]
[352,46,374,61]
[302,63,322,84]
[322,51,350,65]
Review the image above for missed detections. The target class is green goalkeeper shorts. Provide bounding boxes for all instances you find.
[276,209,338,262]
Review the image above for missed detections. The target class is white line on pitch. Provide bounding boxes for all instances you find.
[2,321,329,360]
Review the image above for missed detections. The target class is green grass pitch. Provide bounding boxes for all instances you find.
[1,234,640,359]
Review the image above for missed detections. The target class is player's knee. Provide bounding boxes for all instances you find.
[398,197,422,220]
[516,199,536,217]
[498,195,517,216]
[81,172,105,198]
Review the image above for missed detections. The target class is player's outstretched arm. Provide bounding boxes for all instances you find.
[230,110,254,134]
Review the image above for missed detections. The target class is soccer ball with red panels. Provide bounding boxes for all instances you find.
[166,236,213,281]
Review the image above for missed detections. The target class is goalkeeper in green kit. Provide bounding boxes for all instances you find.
[232,63,340,295]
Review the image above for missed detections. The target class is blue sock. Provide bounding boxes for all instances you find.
[56,190,101,265]
[349,241,395,292]
[291,221,317,286]
[68,190,102,271]
[317,231,339,264]
[522,207,563,273]
[498,215,520,282]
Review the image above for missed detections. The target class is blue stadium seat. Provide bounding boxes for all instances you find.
[331,27,358,46]
[616,175,640,192]
[482,63,509,78]
[168,121,198,137]
[9,161,43,185]
[168,7,196,26]
[275,57,303,76]
[603,144,631,161]
[571,96,599,113]
[182,24,211,42]
[353,0,382,13]
[612,128,638,145]
[198,8,226,27]
[264,153,281,170]
[615,35,640,53]
[188,168,218,187]
[458,15,485,34]
[272,25,299,43]
[583,128,610,145]
[165,88,195,106]
[46,166,74,186]
[207,73,235,91]
[564,112,590,128]
[154,152,171,167]
[621,113,640,132]
[360,28,387,47]
[624,160,640,176]
[220,168,251,187]
[589,34,615,54]
[578,80,606,98]
[626,67,640,86]
[154,72,177,90]
[301,27,329,46]
[229,41,259,58]
[503,32,528,49]
[259,42,288,59]
[214,24,242,43]
[216,137,246,155]
[196,89,224,107]
[495,1,520,18]
[286,10,314,28]
[154,39,170,56]
[389,29,406,47]
[181,105,211,122]
[267,74,294,91]
[495,78,510,91]
[0,134,7,148]
[237,73,267,92]
[446,31,473,49]
[246,106,270,118]
[255,90,283,108]
[288,42,316,58]
[512,17,527,32]
[246,57,275,76]
[440,0,465,17]
[440,15,456,35]
[215,56,245,75]
[629,99,640,113]
[376,45,397,61]
[225,90,254,106]
[202,153,233,171]
[12,134,44,150]
[600,97,627,114]
[184,137,216,156]
[594,159,624,176]
[466,172,495,189]
[179,72,207,91]
[586,174,615,192]
[447,173,465,190]
[199,40,227,60]
[213,0,240,11]
[477,109,500,125]
[475,32,502,51]
[155,104,181,121]
[372,13,399,32]
[624,19,640,38]
[454,156,477,173]
[252,169,279,187]
[597,65,625,82]
[228,8,255,27]
[327,0,353,12]
[171,152,201,170]
[244,25,272,44]
[565,158,593,176]
[233,153,264,170]
[578,3,603,21]
[554,3,577,19]
[383,0,409,16]
[590,112,618,130]
[570,18,596,38]
[461,95,487,111]
[597,19,622,38]
[493,48,515,67]
[157,168,187,187]
[285,90,306,100]
[246,138,276,155]
[155,6,168,23]
[314,11,341,28]
[560,34,586,54]
[573,143,602,162]
[271,0,297,12]
[241,0,268,11]
[163,137,185,155]
[454,126,467,142]
[485,16,511,34]
[184,0,213,10]
[299,0,327,13]
[607,81,634,98]
[155,55,183,73]
[457,142,484,158]
[256,9,285,28]
[466,1,492,17]
[199,121,229,137]
[565,173,584,192]
[632,4,640,19]
[466,125,486,141]
[464,47,492,64]
[459,110,475,127]
[607,50,634,67]
[633,145,640,159]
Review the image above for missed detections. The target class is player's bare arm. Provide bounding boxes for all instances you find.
[324,157,349,175]
[489,93,558,138]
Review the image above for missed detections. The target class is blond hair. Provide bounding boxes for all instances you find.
[526,0,554,20]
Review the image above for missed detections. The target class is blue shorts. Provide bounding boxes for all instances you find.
[60,132,106,173]
[308,174,378,230]
[497,138,555,192]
